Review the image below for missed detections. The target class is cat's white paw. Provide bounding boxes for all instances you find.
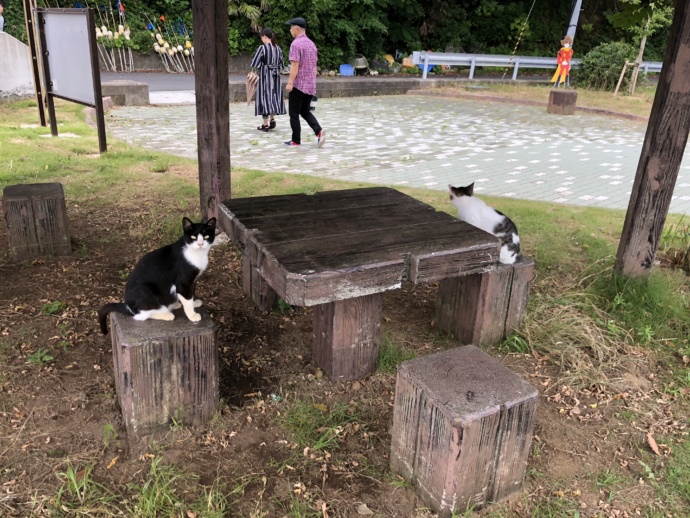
[193,299,203,308]
[159,312,175,321]
[170,302,182,310]
[187,311,201,323]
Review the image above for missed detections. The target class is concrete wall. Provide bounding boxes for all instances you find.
[0,32,34,96]
[98,51,253,74]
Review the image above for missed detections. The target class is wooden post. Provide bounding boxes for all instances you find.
[191,0,231,221]
[436,257,535,345]
[615,0,690,277]
[2,183,71,259]
[242,254,278,312]
[312,293,382,381]
[23,0,46,127]
[110,309,219,437]
[390,346,538,515]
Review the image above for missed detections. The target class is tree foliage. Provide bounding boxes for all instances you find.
[0,0,673,70]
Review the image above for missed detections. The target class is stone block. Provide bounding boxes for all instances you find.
[547,89,577,115]
[101,80,149,106]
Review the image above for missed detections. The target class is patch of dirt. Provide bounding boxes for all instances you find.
[0,203,684,517]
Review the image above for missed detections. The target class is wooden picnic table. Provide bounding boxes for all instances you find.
[219,187,502,381]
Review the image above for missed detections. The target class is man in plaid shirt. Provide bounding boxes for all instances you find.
[284,17,325,147]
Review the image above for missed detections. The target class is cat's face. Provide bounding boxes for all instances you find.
[448,182,475,201]
[182,217,216,251]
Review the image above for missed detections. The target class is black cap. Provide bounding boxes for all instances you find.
[286,17,306,28]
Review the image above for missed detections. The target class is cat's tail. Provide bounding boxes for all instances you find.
[98,303,133,335]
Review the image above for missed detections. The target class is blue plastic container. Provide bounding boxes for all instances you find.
[339,64,354,76]
[418,63,436,73]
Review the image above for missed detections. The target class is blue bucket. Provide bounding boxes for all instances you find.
[339,64,354,77]
[418,63,436,73]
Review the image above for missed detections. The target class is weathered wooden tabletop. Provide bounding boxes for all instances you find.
[219,187,501,306]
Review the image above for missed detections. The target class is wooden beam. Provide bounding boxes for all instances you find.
[191,0,231,221]
[614,0,690,276]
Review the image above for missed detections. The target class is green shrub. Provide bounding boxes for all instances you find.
[576,42,637,91]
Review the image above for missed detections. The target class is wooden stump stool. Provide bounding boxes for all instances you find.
[390,345,538,515]
[547,89,577,115]
[2,183,71,260]
[436,257,534,346]
[109,309,219,437]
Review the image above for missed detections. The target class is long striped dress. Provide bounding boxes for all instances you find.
[250,44,287,117]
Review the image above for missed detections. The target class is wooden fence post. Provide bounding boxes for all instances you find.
[191,0,231,221]
[614,0,690,277]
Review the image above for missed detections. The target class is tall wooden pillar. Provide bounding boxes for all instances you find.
[192,0,231,222]
[614,0,690,277]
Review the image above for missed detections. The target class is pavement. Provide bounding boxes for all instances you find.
[103,76,690,215]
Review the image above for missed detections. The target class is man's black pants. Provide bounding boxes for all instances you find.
[289,88,322,145]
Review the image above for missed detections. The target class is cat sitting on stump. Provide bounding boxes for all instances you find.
[449,183,521,264]
[98,217,216,334]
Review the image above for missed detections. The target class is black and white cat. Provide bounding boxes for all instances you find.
[98,217,217,334]
[448,183,521,264]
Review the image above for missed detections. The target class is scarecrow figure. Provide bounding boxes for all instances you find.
[551,35,573,87]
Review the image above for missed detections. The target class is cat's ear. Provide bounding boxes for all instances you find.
[182,217,194,232]
[205,217,217,228]
[466,182,475,196]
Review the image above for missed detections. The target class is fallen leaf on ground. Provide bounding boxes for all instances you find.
[647,433,660,455]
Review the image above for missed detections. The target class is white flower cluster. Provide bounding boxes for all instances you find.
[95,24,131,41]
[151,32,193,57]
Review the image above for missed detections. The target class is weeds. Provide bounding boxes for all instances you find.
[54,464,118,515]
[28,348,54,365]
[376,334,416,374]
[283,401,362,450]
[41,300,68,315]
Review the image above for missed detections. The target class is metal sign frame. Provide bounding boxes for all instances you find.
[34,7,107,153]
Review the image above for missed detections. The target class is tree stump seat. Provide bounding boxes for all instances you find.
[390,345,539,515]
[109,309,219,437]
[436,256,535,346]
[2,182,71,260]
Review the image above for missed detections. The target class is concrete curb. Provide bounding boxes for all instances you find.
[408,89,649,123]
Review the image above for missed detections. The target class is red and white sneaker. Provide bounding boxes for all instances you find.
[317,130,326,148]
[284,140,300,146]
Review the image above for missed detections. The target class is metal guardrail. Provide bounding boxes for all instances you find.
[411,51,662,80]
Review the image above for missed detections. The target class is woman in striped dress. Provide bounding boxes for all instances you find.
[251,28,287,131]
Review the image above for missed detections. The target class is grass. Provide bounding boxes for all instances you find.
[2,91,690,516]
[283,400,362,450]
[376,333,416,374]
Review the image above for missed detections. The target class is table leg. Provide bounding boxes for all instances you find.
[436,258,535,345]
[313,293,382,381]
[436,264,513,346]
[242,254,278,312]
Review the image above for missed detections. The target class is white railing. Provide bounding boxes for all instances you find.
[411,51,662,80]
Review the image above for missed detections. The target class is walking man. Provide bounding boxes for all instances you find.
[284,17,325,147]
[0,3,5,33]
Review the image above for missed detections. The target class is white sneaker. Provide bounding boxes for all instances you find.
[317,130,326,148]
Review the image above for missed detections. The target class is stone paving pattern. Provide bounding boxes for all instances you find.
[107,95,690,214]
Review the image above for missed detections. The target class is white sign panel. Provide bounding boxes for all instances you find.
[42,11,95,105]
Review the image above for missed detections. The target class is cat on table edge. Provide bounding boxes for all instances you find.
[448,183,521,265]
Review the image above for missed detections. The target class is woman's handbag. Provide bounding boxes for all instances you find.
[246,71,259,105]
